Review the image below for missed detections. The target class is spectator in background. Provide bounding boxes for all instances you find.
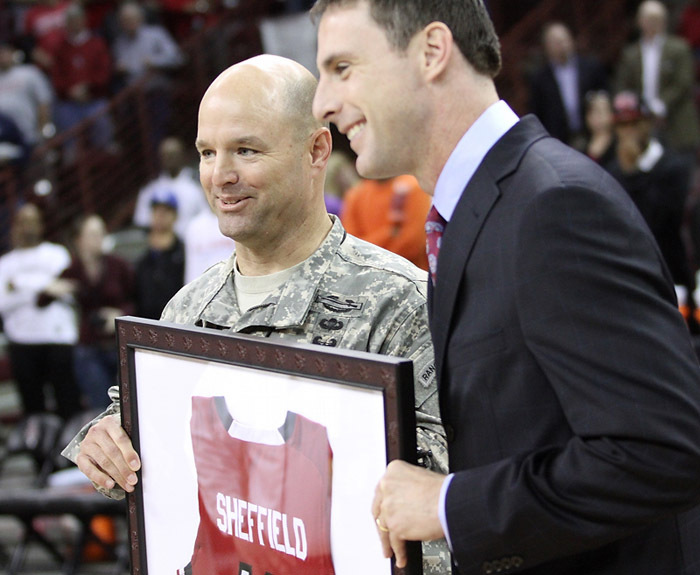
[43,214,134,409]
[183,206,235,284]
[134,190,185,320]
[605,91,694,317]
[112,1,183,145]
[528,21,609,150]
[132,136,209,237]
[50,3,114,161]
[341,175,431,271]
[583,90,617,166]
[112,1,183,90]
[0,40,54,154]
[323,150,358,215]
[616,0,700,164]
[21,0,71,71]
[0,203,82,420]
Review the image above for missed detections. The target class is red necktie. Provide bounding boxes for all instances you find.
[425,205,446,285]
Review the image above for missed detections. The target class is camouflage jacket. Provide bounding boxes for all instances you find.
[63,216,450,573]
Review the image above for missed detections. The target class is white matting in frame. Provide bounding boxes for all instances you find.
[116,317,420,575]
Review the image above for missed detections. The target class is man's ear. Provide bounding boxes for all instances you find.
[420,22,453,81]
[310,127,333,170]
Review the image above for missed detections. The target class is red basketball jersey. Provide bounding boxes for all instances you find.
[188,396,335,575]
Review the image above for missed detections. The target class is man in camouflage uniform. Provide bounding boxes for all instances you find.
[63,54,450,573]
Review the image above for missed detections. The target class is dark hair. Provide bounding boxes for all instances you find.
[311,0,501,78]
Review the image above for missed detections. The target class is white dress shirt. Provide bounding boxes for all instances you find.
[433,99,519,550]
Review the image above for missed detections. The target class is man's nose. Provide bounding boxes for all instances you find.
[313,76,338,123]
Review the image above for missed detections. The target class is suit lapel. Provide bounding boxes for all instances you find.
[431,171,500,376]
[431,116,550,379]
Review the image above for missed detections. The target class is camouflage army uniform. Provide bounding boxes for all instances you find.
[63,216,451,573]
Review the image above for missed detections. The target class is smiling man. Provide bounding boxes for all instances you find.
[311,1,700,574]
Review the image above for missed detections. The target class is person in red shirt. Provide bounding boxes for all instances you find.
[341,175,431,271]
[50,3,114,160]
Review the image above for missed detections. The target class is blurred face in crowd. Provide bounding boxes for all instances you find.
[159,138,187,177]
[313,1,428,180]
[12,204,44,249]
[64,7,87,39]
[615,116,653,151]
[150,204,177,234]
[119,4,144,37]
[75,215,107,260]
[637,1,667,39]
[543,23,575,65]
[196,57,326,252]
[585,92,614,134]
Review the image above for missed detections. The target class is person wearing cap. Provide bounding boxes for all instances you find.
[133,189,185,320]
[132,136,210,238]
[605,90,695,320]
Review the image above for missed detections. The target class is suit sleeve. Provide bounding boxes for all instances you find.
[444,184,700,570]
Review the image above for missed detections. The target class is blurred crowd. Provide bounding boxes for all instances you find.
[527,0,700,326]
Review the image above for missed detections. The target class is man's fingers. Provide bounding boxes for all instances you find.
[75,452,118,490]
[106,419,141,472]
[377,524,393,559]
[78,416,139,491]
[389,532,407,568]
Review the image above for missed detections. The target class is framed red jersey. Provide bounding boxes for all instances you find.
[116,317,420,575]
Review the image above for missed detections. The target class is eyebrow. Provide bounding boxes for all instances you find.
[195,135,267,150]
[320,51,352,71]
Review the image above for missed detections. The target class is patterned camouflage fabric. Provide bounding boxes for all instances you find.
[63,216,451,573]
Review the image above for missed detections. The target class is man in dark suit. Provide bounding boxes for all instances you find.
[529,21,609,148]
[312,0,700,573]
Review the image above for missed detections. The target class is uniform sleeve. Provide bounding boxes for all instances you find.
[381,294,448,475]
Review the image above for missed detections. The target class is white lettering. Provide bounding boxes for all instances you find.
[293,517,307,560]
[213,492,308,562]
[257,506,267,546]
[216,493,226,533]
[282,513,295,556]
[272,510,285,552]
[238,500,248,542]
[231,497,238,537]
[247,503,256,543]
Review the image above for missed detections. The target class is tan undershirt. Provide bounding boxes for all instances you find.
[233,256,304,312]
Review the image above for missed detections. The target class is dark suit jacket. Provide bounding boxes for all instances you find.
[430,115,700,574]
[529,55,608,145]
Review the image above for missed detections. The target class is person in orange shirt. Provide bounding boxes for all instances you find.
[340,175,431,271]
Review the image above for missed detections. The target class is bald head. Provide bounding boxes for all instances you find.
[637,1,667,39]
[202,55,324,139]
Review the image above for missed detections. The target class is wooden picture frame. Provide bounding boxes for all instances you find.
[116,316,421,575]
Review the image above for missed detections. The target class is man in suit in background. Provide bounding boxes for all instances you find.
[312,0,700,573]
[616,0,700,163]
[528,21,609,149]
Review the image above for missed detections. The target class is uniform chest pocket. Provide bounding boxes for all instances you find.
[308,293,369,348]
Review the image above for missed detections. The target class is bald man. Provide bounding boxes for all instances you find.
[616,0,700,158]
[63,55,451,573]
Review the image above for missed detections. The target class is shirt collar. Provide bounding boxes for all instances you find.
[433,100,519,221]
